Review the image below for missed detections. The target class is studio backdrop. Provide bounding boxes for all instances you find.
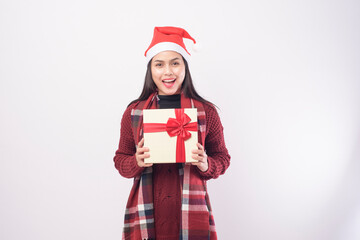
[1,0,359,239]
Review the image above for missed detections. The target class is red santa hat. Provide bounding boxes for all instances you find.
[144,26,196,63]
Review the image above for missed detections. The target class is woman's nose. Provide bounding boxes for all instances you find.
[164,65,173,75]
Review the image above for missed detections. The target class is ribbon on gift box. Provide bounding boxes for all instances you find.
[143,108,198,163]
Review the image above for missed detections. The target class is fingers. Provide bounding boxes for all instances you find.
[190,143,208,172]
[192,143,204,155]
[191,161,201,166]
[192,143,206,162]
[191,160,208,172]
[137,138,149,154]
[136,154,152,168]
[136,138,152,167]
[137,147,149,153]
[192,154,204,162]
[136,151,150,162]
[139,161,153,167]
[192,149,203,155]
[138,138,144,148]
[138,152,150,159]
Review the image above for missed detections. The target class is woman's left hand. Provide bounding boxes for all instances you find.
[191,143,208,172]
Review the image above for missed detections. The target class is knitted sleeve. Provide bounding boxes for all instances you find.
[197,104,231,180]
[113,104,144,178]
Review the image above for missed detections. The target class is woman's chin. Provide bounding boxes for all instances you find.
[158,88,180,96]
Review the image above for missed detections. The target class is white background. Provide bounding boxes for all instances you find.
[1,0,359,239]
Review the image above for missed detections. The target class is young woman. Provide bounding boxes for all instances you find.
[113,26,230,240]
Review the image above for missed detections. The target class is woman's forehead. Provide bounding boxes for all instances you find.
[152,51,183,61]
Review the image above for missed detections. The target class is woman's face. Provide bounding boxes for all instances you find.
[151,51,185,95]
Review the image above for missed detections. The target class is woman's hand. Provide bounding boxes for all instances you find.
[191,143,208,172]
[135,138,153,168]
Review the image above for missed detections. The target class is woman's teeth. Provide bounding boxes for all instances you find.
[163,79,175,83]
[162,79,176,88]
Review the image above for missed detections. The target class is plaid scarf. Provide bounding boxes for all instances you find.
[122,92,217,240]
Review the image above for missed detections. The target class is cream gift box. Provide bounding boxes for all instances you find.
[143,108,198,164]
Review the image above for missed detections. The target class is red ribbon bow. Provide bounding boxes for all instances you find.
[143,109,198,163]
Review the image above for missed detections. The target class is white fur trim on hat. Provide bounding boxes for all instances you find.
[145,42,191,63]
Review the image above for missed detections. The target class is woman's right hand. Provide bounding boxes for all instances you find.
[135,138,153,168]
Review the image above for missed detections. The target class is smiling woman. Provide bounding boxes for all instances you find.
[113,26,231,240]
[151,51,185,95]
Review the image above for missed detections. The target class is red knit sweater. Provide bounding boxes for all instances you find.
[114,102,230,239]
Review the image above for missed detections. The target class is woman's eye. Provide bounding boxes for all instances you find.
[156,63,162,67]
[173,62,179,65]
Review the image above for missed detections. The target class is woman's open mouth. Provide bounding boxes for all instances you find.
[162,78,176,88]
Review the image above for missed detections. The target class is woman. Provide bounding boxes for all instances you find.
[114,26,230,240]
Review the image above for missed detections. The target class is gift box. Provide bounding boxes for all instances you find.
[143,108,198,164]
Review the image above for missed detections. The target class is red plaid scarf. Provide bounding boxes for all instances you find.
[122,92,217,240]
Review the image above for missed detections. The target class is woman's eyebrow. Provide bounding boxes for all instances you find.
[154,58,180,62]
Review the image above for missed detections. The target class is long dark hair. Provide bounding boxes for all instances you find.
[128,57,214,107]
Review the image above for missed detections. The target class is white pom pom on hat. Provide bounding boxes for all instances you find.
[144,26,197,62]
[192,42,201,52]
